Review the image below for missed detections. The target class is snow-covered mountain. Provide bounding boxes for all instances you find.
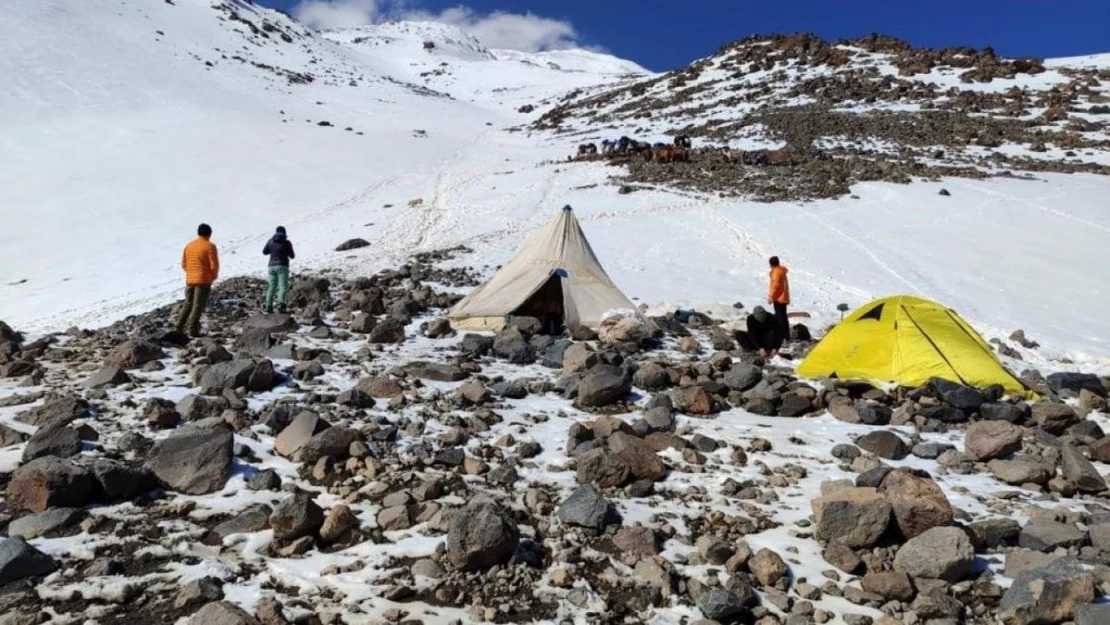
[1,2,1108,362]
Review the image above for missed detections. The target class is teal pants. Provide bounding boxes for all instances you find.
[265,266,290,312]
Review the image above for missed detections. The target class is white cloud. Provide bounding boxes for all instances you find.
[411,7,579,52]
[292,1,583,52]
[293,0,380,30]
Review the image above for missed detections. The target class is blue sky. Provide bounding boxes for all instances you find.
[263,0,1110,71]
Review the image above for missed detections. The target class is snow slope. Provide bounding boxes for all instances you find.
[0,0,1108,366]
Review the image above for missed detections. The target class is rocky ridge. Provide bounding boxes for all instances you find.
[533,33,1110,201]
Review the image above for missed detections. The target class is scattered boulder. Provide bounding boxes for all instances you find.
[608,432,666,481]
[575,365,631,408]
[7,457,93,512]
[1060,445,1107,492]
[335,238,370,252]
[862,570,915,602]
[855,430,909,460]
[269,493,325,541]
[672,385,716,415]
[243,313,298,333]
[0,537,59,585]
[1032,402,1079,434]
[1047,372,1106,398]
[84,366,131,388]
[103,339,164,369]
[7,508,85,539]
[749,548,788,587]
[22,425,82,462]
[211,505,273,541]
[275,411,330,458]
[998,558,1094,625]
[16,396,89,429]
[696,587,749,623]
[446,498,520,571]
[812,487,892,548]
[367,318,406,344]
[197,360,275,393]
[146,427,233,495]
[880,469,953,539]
[557,485,611,531]
[492,327,534,363]
[893,526,974,582]
[988,459,1054,486]
[723,363,762,392]
[965,420,1023,460]
[1019,518,1086,552]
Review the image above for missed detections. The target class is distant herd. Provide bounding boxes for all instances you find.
[572,135,827,167]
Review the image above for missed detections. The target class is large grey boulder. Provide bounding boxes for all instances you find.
[210,504,273,541]
[15,396,89,429]
[575,365,631,408]
[999,558,1094,625]
[367,318,406,344]
[1018,518,1087,552]
[233,328,275,357]
[696,587,748,622]
[723,363,762,392]
[84,366,131,388]
[103,339,164,369]
[811,487,891,549]
[195,360,252,390]
[274,411,330,459]
[575,447,631,488]
[146,427,233,495]
[243,313,298,333]
[557,485,611,531]
[6,456,93,512]
[988,459,1054,485]
[855,430,909,460]
[1032,402,1079,434]
[298,427,359,463]
[446,498,520,571]
[7,508,85,539]
[893,526,975,582]
[492,327,534,363]
[269,493,324,541]
[1061,445,1107,492]
[880,469,953,539]
[0,537,58,585]
[22,425,82,462]
[1047,372,1106,398]
[964,420,1023,460]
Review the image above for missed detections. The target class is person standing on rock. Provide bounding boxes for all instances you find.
[767,255,790,342]
[176,223,220,337]
[263,226,295,314]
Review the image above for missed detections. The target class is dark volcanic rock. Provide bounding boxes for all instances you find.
[146,427,234,495]
[0,537,59,585]
[7,457,93,512]
[22,425,82,462]
[575,365,631,407]
[104,339,165,369]
[446,498,520,571]
[269,493,325,541]
[16,396,89,429]
[557,485,611,531]
[855,430,910,460]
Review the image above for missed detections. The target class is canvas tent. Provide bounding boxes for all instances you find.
[448,206,636,331]
[796,295,1030,396]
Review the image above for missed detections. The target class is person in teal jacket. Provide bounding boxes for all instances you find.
[262,226,295,313]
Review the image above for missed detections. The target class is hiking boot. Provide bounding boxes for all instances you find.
[278,305,287,314]
[264,307,273,314]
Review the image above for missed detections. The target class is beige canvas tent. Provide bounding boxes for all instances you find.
[448,206,637,331]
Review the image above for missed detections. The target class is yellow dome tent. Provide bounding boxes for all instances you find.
[796,295,1031,396]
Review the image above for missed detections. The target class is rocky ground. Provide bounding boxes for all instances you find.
[1,249,1110,625]
[531,33,1110,201]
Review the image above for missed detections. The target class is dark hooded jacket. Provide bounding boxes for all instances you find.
[263,232,295,267]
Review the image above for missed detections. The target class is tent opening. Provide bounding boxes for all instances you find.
[512,272,565,335]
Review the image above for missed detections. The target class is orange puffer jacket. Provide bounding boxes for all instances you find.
[769,265,790,304]
[182,236,220,286]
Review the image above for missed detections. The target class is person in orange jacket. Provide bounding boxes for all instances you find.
[175,223,220,337]
[767,255,790,344]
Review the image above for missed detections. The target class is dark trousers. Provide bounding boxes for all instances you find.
[773,302,790,342]
[175,285,211,336]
